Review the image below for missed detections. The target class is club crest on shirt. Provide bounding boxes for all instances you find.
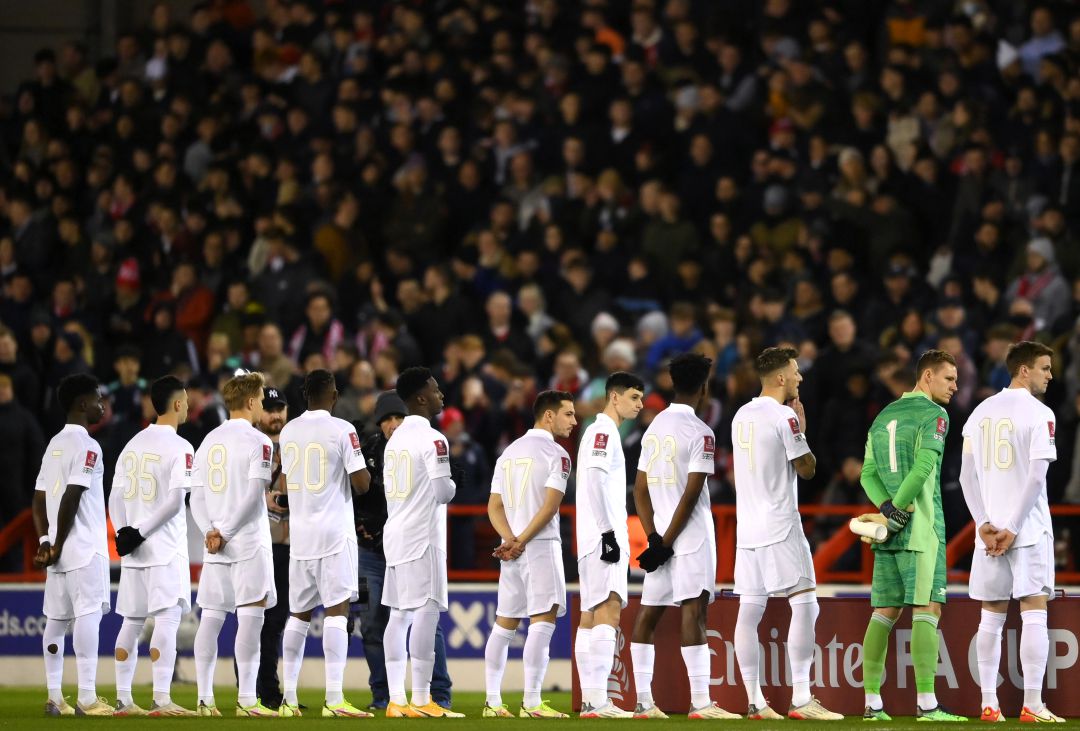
[561,456,571,479]
[1048,421,1056,445]
[592,432,609,457]
[434,439,449,463]
[703,435,715,456]
[83,450,97,473]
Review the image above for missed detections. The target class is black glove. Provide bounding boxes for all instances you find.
[636,532,674,572]
[600,530,620,563]
[880,500,911,533]
[114,526,146,556]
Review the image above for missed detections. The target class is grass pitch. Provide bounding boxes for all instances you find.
[0,687,1077,728]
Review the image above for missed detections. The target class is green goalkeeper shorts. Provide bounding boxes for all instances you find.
[870,540,947,607]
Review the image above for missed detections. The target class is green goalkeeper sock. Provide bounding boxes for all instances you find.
[912,612,940,694]
[861,612,896,695]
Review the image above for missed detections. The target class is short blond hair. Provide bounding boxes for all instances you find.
[222,372,265,411]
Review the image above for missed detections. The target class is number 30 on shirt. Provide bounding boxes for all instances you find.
[384,449,413,500]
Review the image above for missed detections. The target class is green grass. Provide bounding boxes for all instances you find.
[1,688,1078,728]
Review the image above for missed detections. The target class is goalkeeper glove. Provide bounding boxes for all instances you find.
[879,500,912,533]
[114,526,146,556]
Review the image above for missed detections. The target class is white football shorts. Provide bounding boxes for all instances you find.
[382,545,448,611]
[734,526,816,597]
[196,547,277,612]
[289,542,359,613]
[496,538,566,618]
[117,553,191,617]
[969,533,1055,602]
[43,553,110,620]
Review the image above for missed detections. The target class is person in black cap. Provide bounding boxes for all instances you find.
[353,390,453,710]
[253,387,290,708]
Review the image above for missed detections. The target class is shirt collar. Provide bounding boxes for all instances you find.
[62,423,88,435]
[525,427,554,441]
[665,403,695,414]
[901,391,932,401]
[595,412,616,428]
[301,409,330,417]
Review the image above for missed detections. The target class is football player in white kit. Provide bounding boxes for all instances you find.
[277,369,372,718]
[959,341,1065,723]
[32,374,113,716]
[731,347,842,721]
[189,371,278,717]
[482,390,577,719]
[381,367,464,718]
[630,353,739,720]
[108,376,197,716]
[575,371,644,718]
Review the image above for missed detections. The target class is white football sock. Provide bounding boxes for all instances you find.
[150,605,182,705]
[409,602,440,707]
[73,609,102,706]
[114,617,146,705]
[484,624,516,706]
[323,615,348,705]
[194,609,226,706]
[788,593,819,707]
[977,609,1006,710]
[43,618,69,705]
[574,628,592,706]
[735,597,767,708]
[630,642,655,705]
[282,616,310,706]
[589,623,617,707]
[682,643,712,709]
[235,606,265,707]
[1021,609,1049,710]
[523,621,555,708]
[385,609,414,706]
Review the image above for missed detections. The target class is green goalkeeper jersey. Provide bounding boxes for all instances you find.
[862,391,948,553]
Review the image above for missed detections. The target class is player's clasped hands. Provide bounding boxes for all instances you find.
[204,529,226,554]
[492,539,524,561]
[979,523,1016,557]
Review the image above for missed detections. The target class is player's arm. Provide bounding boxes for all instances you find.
[1000,458,1051,547]
[660,471,707,547]
[108,461,129,529]
[216,478,271,543]
[51,484,87,559]
[428,437,456,504]
[342,427,370,495]
[959,438,989,527]
[792,452,816,480]
[487,491,515,543]
[780,412,815,479]
[859,438,891,506]
[516,488,564,544]
[31,484,52,567]
[349,468,370,495]
[632,469,655,535]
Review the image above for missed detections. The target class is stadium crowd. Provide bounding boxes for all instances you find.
[2,0,1080,568]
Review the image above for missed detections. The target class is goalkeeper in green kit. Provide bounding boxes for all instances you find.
[853,350,967,722]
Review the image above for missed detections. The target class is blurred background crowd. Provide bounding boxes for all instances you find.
[2,0,1080,570]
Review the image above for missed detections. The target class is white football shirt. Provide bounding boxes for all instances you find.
[382,415,454,567]
[731,396,811,548]
[575,413,629,555]
[35,424,108,573]
[111,424,194,568]
[961,388,1057,547]
[637,404,716,556]
[191,418,274,564]
[491,428,571,541]
[279,409,366,560]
